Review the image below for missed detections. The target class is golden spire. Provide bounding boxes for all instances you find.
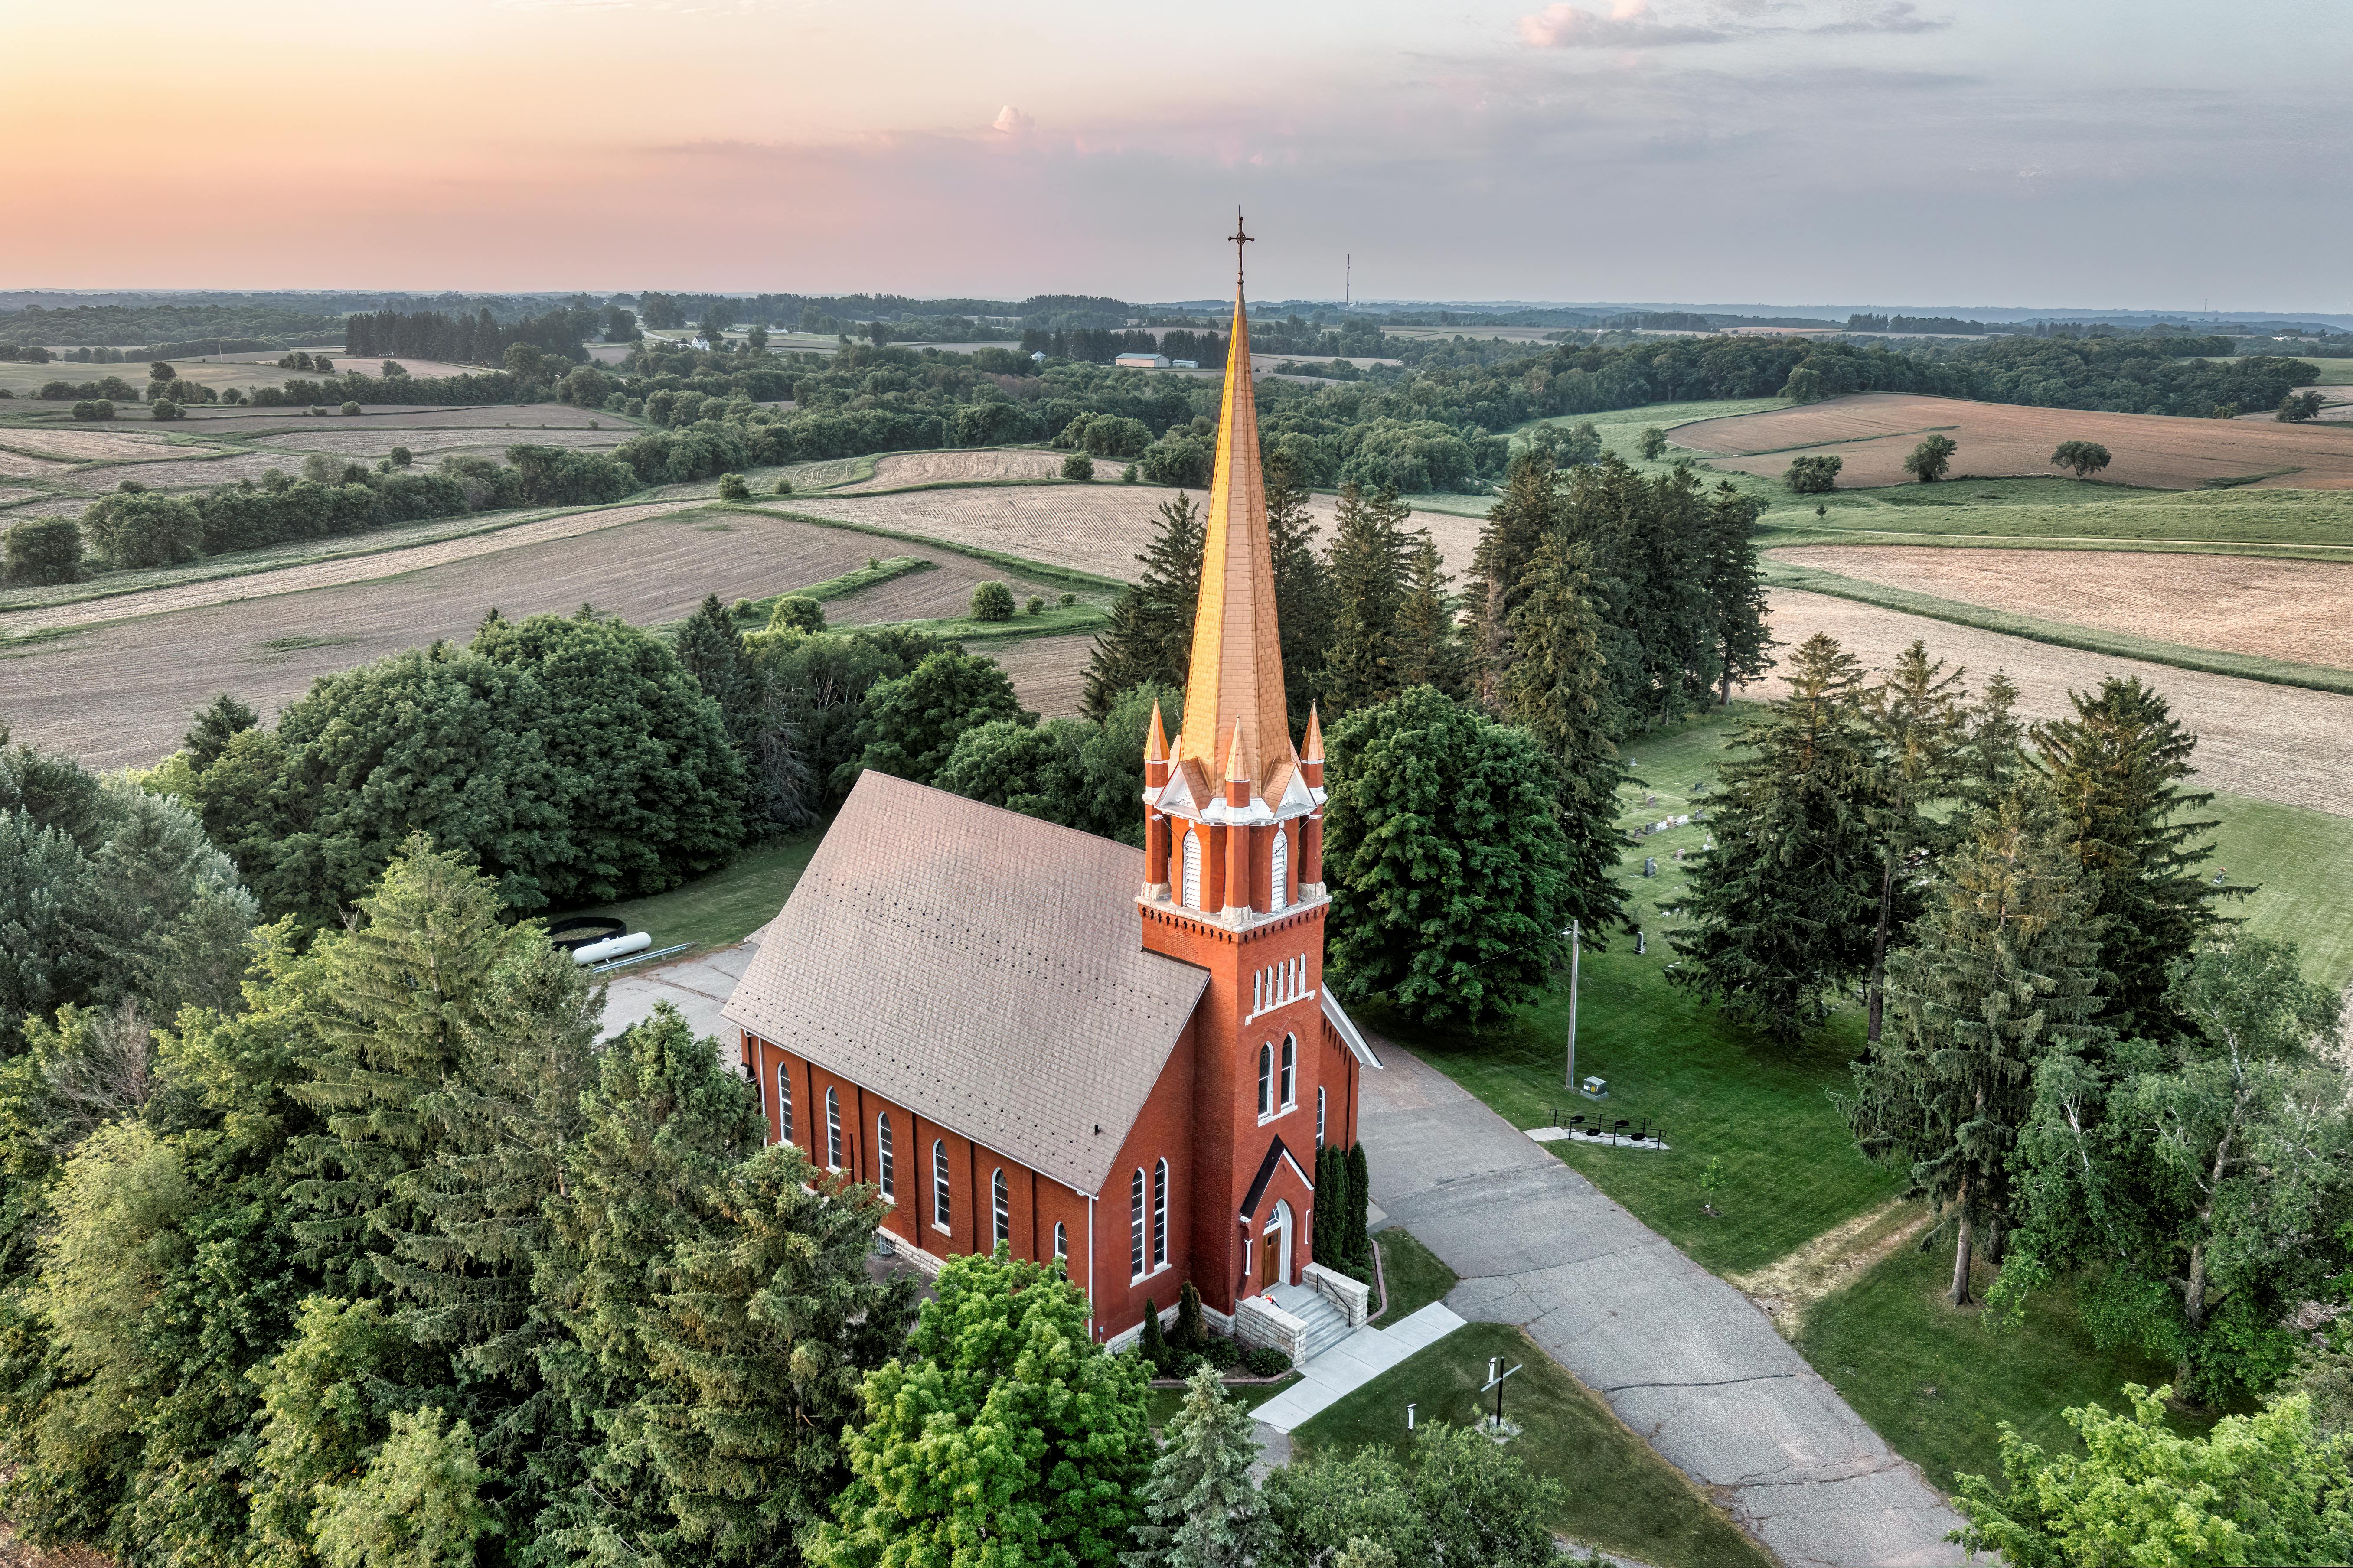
[1302,704,1323,763]
[1145,700,1169,763]
[1224,724,1252,785]
[1177,212,1289,789]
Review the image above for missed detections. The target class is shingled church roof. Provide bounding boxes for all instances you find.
[721,771,1210,1196]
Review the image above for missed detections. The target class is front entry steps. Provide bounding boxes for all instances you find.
[1251,1297,1468,1433]
[1269,1281,1354,1362]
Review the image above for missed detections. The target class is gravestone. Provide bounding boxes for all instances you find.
[1644,857,1657,877]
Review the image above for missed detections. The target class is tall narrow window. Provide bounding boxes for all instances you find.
[1054,1221,1068,1261]
[1181,831,1202,910]
[1270,828,1289,910]
[933,1140,950,1231]
[1280,1036,1296,1108]
[1130,1168,1147,1278]
[1152,1159,1168,1269]
[992,1169,1010,1250]
[1253,968,1263,1014]
[774,1063,793,1144]
[1317,1085,1327,1146]
[877,1113,895,1199]
[825,1086,842,1170]
[1257,1044,1273,1118]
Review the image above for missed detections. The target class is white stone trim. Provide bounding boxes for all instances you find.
[1234,1293,1308,1363]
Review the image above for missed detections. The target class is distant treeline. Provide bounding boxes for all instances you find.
[0,303,345,349]
[343,305,600,365]
[1847,313,1991,335]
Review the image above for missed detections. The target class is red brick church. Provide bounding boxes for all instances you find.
[722,234,1380,1349]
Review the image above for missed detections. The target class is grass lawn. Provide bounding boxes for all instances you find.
[2204,792,2353,990]
[555,829,823,955]
[1142,1374,1299,1431]
[1756,477,2353,557]
[1795,1244,2218,1493]
[1292,1322,1769,1568]
[1372,1229,1457,1323]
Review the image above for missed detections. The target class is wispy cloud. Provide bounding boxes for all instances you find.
[1808,3,1946,36]
[1517,2,1726,49]
[1516,0,1947,50]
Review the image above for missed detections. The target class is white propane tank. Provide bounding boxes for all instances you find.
[574,931,653,966]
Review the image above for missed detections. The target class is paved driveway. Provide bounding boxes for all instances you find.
[598,940,759,1045]
[1361,1041,1969,1568]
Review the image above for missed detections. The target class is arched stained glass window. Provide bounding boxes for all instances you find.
[775,1062,793,1144]
[1152,1159,1168,1269]
[1181,831,1203,909]
[1271,828,1289,910]
[992,1169,1010,1250]
[825,1086,842,1170]
[1054,1221,1068,1261]
[1257,1043,1273,1118]
[1280,1035,1296,1108]
[1130,1168,1147,1278]
[1317,1085,1327,1146]
[877,1113,894,1198]
[933,1140,950,1230]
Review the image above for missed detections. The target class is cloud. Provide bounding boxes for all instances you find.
[1808,3,1948,36]
[992,105,1035,137]
[1517,2,1727,49]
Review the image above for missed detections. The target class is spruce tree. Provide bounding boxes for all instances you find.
[1391,530,1465,698]
[1696,481,1771,706]
[2032,676,2232,1038]
[1844,790,2107,1304]
[1321,483,1411,720]
[1500,535,1627,942]
[1464,452,1560,708]
[1618,463,1713,728]
[1129,1366,1269,1568]
[1670,633,1880,1043]
[1957,669,2027,816]
[1859,641,1968,1045]
[1084,493,1205,718]
[182,692,258,769]
[1267,454,1334,731]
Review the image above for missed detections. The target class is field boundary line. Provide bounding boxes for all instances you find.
[1758,525,2353,560]
[1762,559,2353,696]
[736,504,1135,592]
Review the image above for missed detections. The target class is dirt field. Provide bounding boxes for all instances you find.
[0,428,217,461]
[174,402,609,432]
[1678,394,2353,490]
[0,512,1087,768]
[990,632,1093,717]
[0,449,75,479]
[835,449,1066,491]
[1757,588,2353,815]
[55,452,303,491]
[262,425,629,458]
[1770,546,2353,671]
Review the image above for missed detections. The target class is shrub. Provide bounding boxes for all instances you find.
[150,399,182,421]
[1122,464,1138,483]
[716,471,750,500]
[340,401,362,416]
[768,595,825,634]
[1057,591,1077,607]
[4,517,84,584]
[1199,1335,1240,1370]
[71,399,115,421]
[1242,1346,1292,1378]
[1637,426,1668,459]
[1784,453,1843,493]
[969,580,1015,621]
[1173,1280,1205,1349]
[1139,1297,1168,1369]
[1025,596,1045,615]
[389,446,412,468]
[773,476,794,495]
[1060,451,1094,481]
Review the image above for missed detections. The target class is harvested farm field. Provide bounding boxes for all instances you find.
[176,402,611,432]
[1679,393,2353,490]
[0,510,1083,768]
[834,449,1067,491]
[1756,588,2353,816]
[0,428,223,462]
[261,425,630,458]
[0,449,75,479]
[989,632,1094,717]
[56,452,305,490]
[1769,546,2353,672]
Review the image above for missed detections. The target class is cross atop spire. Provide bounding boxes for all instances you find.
[1230,209,1253,288]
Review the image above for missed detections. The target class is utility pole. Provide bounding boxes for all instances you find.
[1563,919,1580,1091]
[1345,253,1351,308]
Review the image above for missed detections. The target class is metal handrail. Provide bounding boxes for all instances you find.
[590,943,691,975]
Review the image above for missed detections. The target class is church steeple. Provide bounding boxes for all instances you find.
[1176,212,1288,792]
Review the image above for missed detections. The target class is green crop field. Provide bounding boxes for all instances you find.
[1759,476,2353,557]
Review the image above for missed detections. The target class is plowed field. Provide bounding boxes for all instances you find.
[2,429,221,461]
[177,402,609,432]
[1756,588,2353,815]
[1769,547,2353,671]
[835,449,1066,491]
[0,449,74,479]
[1678,394,2353,490]
[262,425,629,458]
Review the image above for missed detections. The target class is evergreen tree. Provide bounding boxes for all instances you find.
[1321,484,1411,720]
[1323,688,1570,1027]
[182,692,258,770]
[1312,1146,1353,1280]
[1390,531,1465,699]
[1499,535,1627,942]
[1616,463,1713,727]
[1266,455,1334,731]
[2032,677,2232,1037]
[1859,641,1968,1044]
[1844,792,2107,1305]
[1129,1366,1268,1568]
[1463,452,1560,708]
[1670,633,1880,1043]
[1084,495,1204,718]
[810,1249,1150,1568]
[1345,1142,1372,1274]
[1957,669,2028,816]
[1696,482,1771,706]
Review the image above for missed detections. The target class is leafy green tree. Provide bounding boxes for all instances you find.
[1858,641,1968,1043]
[1638,426,1668,460]
[715,472,749,501]
[247,1296,434,1568]
[1845,791,2107,1304]
[149,360,174,383]
[4,516,85,585]
[2049,440,2111,479]
[1950,1385,2353,1567]
[750,628,935,808]
[1671,634,1881,1042]
[2033,676,2230,1037]
[1902,434,1957,482]
[809,1248,1150,1568]
[1498,535,1626,942]
[936,717,1087,822]
[310,1408,496,1568]
[1267,453,1335,730]
[1083,494,1203,719]
[1322,483,1412,720]
[970,580,1017,621]
[1390,530,1464,698]
[1062,451,1095,480]
[1323,687,1571,1026]
[2277,390,2326,422]
[1130,1366,1269,1568]
[845,647,1025,790]
[1783,455,1842,493]
[768,595,825,634]
[1261,1424,1565,1568]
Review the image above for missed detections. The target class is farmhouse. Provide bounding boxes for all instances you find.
[722,255,1379,1347]
[1115,350,1171,369]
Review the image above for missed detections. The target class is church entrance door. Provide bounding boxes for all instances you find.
[1261,1199,1292,1292]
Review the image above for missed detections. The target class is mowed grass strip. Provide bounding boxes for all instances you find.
[1756,476,2353,558]
[1372,1229,1458,1324]
[1794,1245,2215,1494]
[555,829,824,956]
[1291,1322,1771,1568]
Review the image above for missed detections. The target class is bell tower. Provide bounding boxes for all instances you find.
[1138,215,1331,1316]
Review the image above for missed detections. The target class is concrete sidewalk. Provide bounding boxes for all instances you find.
[1251,1302,1467,1433]
[1361,1041,1968,1568]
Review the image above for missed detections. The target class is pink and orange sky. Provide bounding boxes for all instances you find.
[10,0,2349,308]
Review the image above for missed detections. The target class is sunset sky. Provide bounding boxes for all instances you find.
[12,0,2347,308]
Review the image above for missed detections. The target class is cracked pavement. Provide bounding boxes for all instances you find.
[1361,1041,1969,1568]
